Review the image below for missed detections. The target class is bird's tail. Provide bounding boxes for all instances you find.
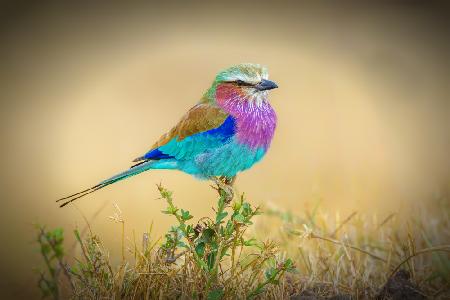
[56,160,176,207]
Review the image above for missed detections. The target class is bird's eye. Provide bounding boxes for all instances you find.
[235,80,253,86]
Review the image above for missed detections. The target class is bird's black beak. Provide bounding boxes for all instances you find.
[256,79,278,91]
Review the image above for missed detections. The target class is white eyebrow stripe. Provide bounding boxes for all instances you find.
[229,75,260,85]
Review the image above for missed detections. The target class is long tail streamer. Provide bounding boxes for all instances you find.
[56,160,155,207]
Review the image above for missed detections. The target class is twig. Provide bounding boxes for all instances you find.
[310,232,387,263]
[165,250,187,264]
[388,245,450,279]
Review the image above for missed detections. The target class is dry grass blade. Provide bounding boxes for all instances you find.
[377,213,396,229]
[309,232,387,263]
[35,184,450,299]
[330,211,357,238]
[388,245,450,279]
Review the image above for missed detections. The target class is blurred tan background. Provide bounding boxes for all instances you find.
[0,1,449,298]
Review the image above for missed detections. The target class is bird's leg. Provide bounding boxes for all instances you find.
[223,176,236,204]
[224,176,236,186]
[212,176,235,204]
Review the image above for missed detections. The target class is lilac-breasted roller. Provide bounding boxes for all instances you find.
[57,63,278,207]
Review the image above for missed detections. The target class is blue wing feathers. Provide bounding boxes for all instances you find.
[143,116,236,161]
[143,148,174,160]
[204,115,236,141]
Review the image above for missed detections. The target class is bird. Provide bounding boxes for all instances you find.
[57,63,278,207]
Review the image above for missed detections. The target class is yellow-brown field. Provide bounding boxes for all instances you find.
[36,184,449,299]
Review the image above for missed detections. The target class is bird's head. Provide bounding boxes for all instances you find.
[203,63,278,107]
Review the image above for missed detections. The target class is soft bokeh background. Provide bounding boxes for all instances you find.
[1,1,449,298]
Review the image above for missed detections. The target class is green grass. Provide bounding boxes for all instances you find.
[36,184,449,299]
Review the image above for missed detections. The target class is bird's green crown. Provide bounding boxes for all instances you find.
[202,63,270,102]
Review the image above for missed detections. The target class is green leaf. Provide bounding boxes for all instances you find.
[243,238,258,247]
[53,228,64,243]
[233,213,245,223]
[54,244,64,258]
[284,258,295,271]
[41,244,50,255]
[197,258,209,270]
[192,291,198,299]
[177,241,189,249]
[186,224,194,236]
[73,229,82,244]
[265,267,277,280]
[216,211,228,223]
[200,228,215,244]
[217,196,225,210]
[181,209,193,221]
[195,242,205,257]
[225,221,234,236]
[232,200,242,211]
[207,288,224,300]
[70,265,79,275]
[242,202,251,215]
[207,252,216,271]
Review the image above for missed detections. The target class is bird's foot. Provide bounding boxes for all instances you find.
[222,175,236,186]
[211,176,235,204]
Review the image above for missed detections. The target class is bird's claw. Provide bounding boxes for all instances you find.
[211,176,235,204]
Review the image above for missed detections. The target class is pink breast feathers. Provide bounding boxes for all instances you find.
[215,84,277,150]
